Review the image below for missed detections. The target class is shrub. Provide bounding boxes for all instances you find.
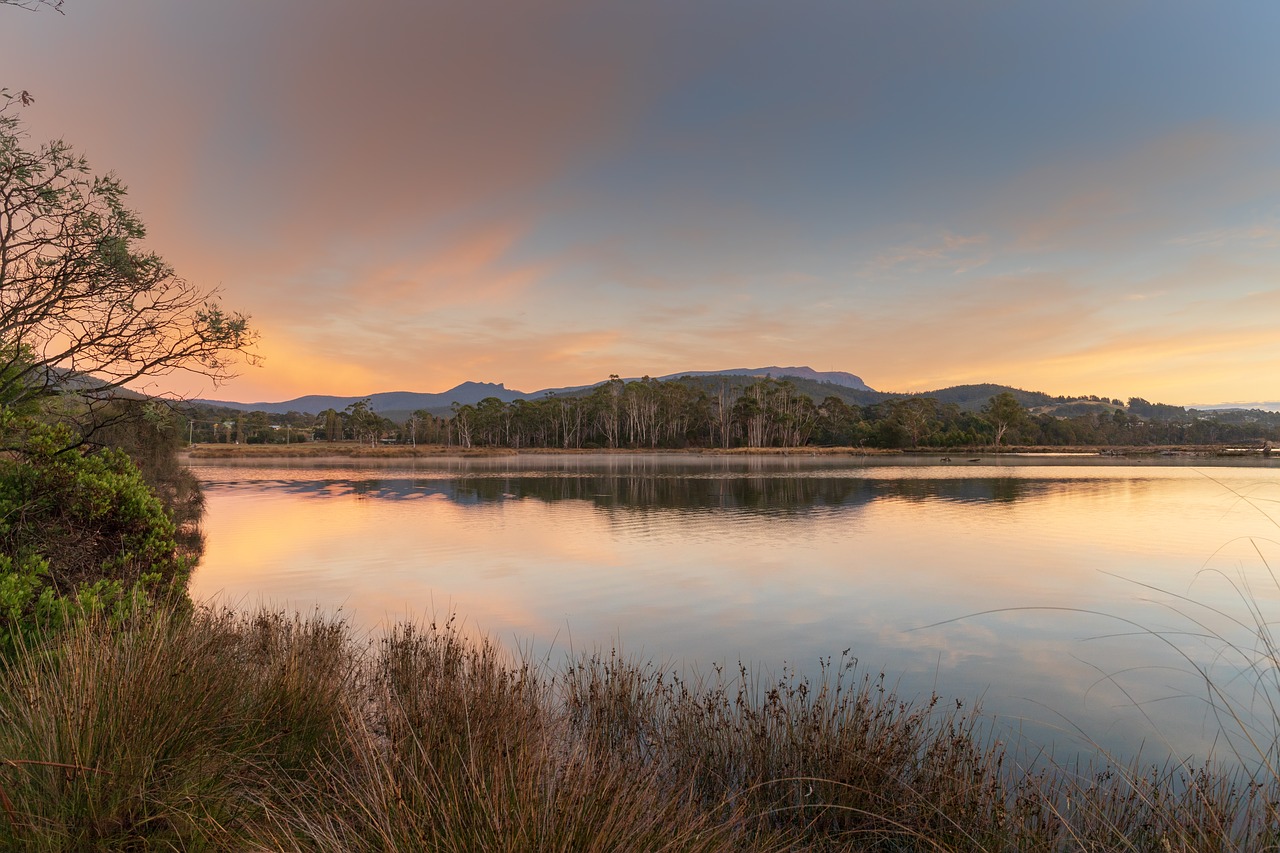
[0,423,190,653]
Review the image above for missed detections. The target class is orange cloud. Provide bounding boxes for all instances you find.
[362,223,547,310]
[166,327,382,402]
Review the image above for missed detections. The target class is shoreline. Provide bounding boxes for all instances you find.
[179,441,1264,462]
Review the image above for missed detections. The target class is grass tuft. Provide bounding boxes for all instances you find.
[3,602,1280,850]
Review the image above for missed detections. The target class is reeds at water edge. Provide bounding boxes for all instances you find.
[13,440,1280,848]
[2,601,1280,851]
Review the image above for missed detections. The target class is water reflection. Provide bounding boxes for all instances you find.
[191,456,1280,766]
[202,468,1071,510]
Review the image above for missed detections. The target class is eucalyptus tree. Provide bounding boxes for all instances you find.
[733,384,768,447]
[659,379,712,448]
[344,399,379,445]
[469,396,509,446]
[552,393,586,449]
[981,392,1029,449]
[883,397,943,449]
[710,380,736,449]
[6,0,257,437]
[590,376,625,448]
[0,112,255,432]
[731,378,808,448]
[622,377,661,447]
[450,402,474,448]
[813,396,861,446]
[507,396,550,448]
[773,382,818,446]
[408,409,449,445]
[0,0,236,639]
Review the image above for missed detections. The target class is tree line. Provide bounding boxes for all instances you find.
[189,378,1280,451]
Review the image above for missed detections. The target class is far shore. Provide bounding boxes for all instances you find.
[179,441,1267,461]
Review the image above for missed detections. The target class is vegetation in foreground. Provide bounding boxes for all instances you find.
[1,603,1278,852]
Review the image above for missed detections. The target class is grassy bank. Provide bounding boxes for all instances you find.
[2,604,1278,851]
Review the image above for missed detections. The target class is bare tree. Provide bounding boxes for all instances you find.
[0,114,256,417]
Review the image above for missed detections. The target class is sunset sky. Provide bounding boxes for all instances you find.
[3,1,1279,406]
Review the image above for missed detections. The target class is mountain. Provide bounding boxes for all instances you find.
[531,366,872,397]
[659,366,871,390]
[194,367,875,416]
[192,381,525,416]
[1191,401,1280,413]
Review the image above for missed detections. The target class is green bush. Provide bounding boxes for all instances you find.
[0,423,190,653]
[86,399,208,560]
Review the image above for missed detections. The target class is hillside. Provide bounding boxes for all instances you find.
[901,384,1057,412]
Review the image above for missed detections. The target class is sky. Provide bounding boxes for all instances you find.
[3,0,1279,406]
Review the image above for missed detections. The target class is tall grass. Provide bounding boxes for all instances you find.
[2,602,1280,851]
[0,606,357,850]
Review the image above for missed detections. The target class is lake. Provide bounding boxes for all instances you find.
[189,452,1280,766]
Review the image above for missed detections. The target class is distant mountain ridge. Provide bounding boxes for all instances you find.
[193,367,873,415]
[195,368,1254,421]
[189,369,1263,425]
[1191,401,1280,413]
[193,381,524,416]
[663,366,871,390]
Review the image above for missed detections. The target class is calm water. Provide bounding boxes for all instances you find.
[190,453,1280,764]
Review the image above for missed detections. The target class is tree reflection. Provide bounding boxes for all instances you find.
[209,469,1060,512]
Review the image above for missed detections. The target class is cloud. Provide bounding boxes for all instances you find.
[283,220,544,313]
[7,1,1280,406]
[988,125,1280,253]
[1170,221,1280,250]
[2,0,679,275]
[197,329,382,403]
[864,231,993,277]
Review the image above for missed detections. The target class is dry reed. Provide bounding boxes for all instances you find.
[2,602,1279,851]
